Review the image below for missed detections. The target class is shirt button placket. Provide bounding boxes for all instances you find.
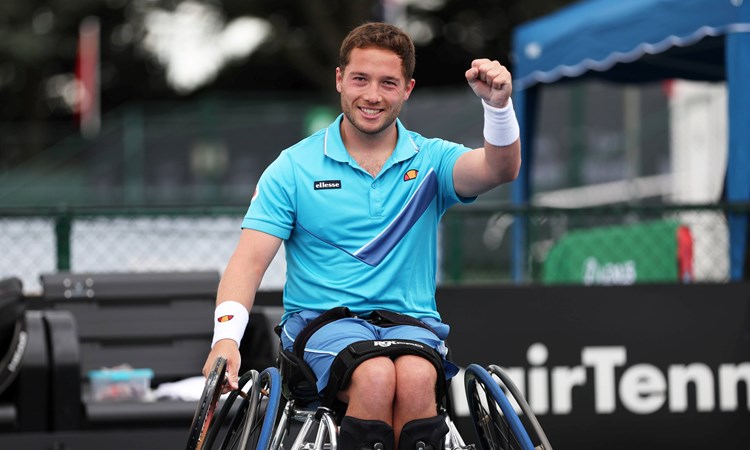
[369,180,383,217]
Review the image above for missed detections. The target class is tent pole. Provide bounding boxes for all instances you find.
[511,85,538,283]
[725,13,750,280]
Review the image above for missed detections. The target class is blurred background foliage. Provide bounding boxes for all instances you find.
[0,0,576,155]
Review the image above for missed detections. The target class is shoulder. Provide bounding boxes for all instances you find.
[407,131,467,158]
[269,129,327,170]
[289,128,326,153]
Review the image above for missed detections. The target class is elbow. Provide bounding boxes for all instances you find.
[506,141,522,183]
[486,162,519,188]
[508,157,522,182]
[498,167,519,186]
[498,153,521,185]
[490,139,521,185]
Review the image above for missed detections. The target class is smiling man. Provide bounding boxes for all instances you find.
[203,22,521,450]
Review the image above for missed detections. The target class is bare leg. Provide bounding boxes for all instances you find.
[392,355,438,446]
[340,356,397,423]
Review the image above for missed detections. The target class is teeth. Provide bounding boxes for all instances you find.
[361,108,379,115]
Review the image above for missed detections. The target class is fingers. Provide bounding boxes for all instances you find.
[224,357,240,392]
[473,59,510,88]
[201,354,216,378]
[202,341,242,393]
[467,58,512,107]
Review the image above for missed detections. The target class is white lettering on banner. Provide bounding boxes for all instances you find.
[450,343,750,417]
[582,257,637,285]
[719,363,750,410]
[619,363,666,414]
[528,343,550,414]
[582,346,626,413]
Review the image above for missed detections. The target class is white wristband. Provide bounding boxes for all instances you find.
[482,98,520,147]
[211,301,249,348]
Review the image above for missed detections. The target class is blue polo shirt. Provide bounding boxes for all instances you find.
[242,115,474,322]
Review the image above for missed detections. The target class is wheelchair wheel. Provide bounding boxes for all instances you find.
[236,367,283,450]
[194,366,283,450]
[464,364,534,450]
[487,365,552,450]
[186,356,227,450]
[213,369,261,450]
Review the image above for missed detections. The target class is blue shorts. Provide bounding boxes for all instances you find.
[280,310,459,394]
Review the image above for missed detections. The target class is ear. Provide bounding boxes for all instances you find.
[403,78,415,100]
[335,67,343,93]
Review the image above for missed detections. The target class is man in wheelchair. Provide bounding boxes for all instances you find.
[202,20,521,450]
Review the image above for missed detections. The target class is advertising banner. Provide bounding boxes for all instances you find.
[439,283,750,450]
[542,220,693,284]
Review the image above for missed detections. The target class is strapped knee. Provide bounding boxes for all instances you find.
[324,340,447,408]
[339,416,395,450]
[398,416,448,450]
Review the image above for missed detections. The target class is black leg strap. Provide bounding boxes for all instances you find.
[398,416,448,450]
[339,416,395,450]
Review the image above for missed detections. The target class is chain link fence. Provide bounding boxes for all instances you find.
[442,204,738,285]
[0,207,287,294]
[0,216,57,294]
[1,204,746,295]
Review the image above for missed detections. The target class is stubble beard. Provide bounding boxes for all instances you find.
[341,99,402,137]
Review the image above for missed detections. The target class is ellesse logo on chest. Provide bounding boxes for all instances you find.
[314,180,342,190]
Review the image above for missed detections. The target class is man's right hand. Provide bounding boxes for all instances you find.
[203,339,242,393]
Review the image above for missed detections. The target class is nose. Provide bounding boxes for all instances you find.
[363,82,381,103]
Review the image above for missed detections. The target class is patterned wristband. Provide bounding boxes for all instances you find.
[211,301,249,348]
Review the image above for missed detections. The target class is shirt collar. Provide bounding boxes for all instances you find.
[323,114,420,165]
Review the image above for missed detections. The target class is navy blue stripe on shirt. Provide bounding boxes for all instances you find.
[353,168,438,266]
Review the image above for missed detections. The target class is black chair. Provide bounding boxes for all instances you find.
[0,277,50,433]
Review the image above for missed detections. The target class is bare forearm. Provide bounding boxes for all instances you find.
[483,138,521,185]
[216,251,263,312]
[205,229,282,388]
[216,228,283,311]
[453,137,521,197]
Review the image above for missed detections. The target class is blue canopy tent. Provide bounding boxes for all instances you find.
[511,0,750,280]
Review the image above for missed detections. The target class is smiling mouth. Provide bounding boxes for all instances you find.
[359,106,381,116]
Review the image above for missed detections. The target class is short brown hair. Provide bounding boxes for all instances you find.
[339,22,416,80]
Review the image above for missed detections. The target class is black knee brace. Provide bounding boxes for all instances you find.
[398,416,448,450]
[339,416,395,450]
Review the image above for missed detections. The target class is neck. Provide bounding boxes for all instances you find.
[340,119,398,177]
[340,117,398,153]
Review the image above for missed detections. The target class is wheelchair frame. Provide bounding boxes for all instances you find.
[188,348,553,450]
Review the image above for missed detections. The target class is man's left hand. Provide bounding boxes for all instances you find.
[465,59,513,109]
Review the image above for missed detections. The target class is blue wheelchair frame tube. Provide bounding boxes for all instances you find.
[464,364,535,450]
[256,367,282,450]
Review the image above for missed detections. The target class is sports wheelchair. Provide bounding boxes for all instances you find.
[186,337,553,450]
